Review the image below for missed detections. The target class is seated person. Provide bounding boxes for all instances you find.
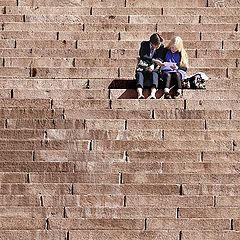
[161,36,188,99]
[136,33,164,99]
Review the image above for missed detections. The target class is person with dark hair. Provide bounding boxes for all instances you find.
[136,33,164,99]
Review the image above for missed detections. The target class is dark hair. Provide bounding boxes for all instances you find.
[150,33,163,45]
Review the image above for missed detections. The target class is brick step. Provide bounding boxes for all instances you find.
[0,49,110,58]
[183,90,240,100]
[0,31,56,40]
[5,15,129,24]
[0,99,51,108]
[30,173,120,184]
[77,162,240,174]
[127,151,240,163]
[125,195,213,207]
[11,14,238,25]
[130,15,240,24]
[4,22,238,33]
[0,139,90,151]
[3,0,126,7]
[0,66,237,79]
[110,89,240,100]
[0,230,66,239]
[0,172,27,183]
[12,89,109,100]
[42,218,234,231]
[0,183,181,195]
[118,31,240,42]
[0,206,177,219]
[0,129,44,139]
[32,150,198,163]
[89,119,205,130]
[125,173,240,184]
[0,108,64,119]
[163,130,240,141]
[65,109,232,120]
[3,22,84,32]
[129,0,238,8]
[181,231,240,240]
[2,30,237,42]
[0,217,46,230]
[0,78,89,89]
[2,57,238,68]
[0,230,237,240]
[183,184,240,196]
[1,160,240,173]
[0,194,216,208]
[4,119,85,129]
[1,0,239,8]
[92,140,233,152]
[2,119,205,130]
[61,23,237,33]
[0,217,233,231]
[5,6,240,16]
[0,161,74,172]
[0,129,161,140]
[27,172,240,185]
[110,99,240,110]
[46,129,163,140]
[0,14,23,22]
[5,6,91,15]
[92,7,240,16]
[26,150,238,164]
[0,147,238,163]
[47,129,240,141]
[0,139,233,152]
[0,206,63,218]
[206,78,240,90]
[59,31,201,41]
[77,40,240,51]
[69,230,239,240]
[1,0,212,8]
[0,108,233,120]
[0,183,73,195]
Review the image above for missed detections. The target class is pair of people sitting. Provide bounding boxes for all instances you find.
[136,33,188,99]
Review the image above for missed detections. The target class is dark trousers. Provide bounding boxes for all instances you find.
[136,71,159,89]
[162,72,182,89]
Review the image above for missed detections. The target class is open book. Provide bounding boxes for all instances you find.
[161,62,178,71]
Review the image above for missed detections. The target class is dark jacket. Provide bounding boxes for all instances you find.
[139,41,165,64]
[161,47,188,72]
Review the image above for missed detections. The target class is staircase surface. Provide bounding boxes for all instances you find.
[0,0,240,239]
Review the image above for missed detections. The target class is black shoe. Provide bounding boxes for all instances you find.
[173,92,182,99]
[164,93,171,99]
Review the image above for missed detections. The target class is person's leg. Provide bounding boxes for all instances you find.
[173,72,182,98]
[162,72,171,98]
[136,71,145,99]
[150,71,158,99]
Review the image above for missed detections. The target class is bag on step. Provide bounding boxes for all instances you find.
[182,72,209,89]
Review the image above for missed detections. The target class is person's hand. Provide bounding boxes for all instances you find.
[170,64,177,70]
[152,59,164,66]
[146,67,153,72]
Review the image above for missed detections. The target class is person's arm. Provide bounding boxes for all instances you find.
[178,66,187,72]
[139,41,154,64]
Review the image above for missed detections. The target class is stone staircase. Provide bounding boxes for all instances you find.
[0,0,240,239]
